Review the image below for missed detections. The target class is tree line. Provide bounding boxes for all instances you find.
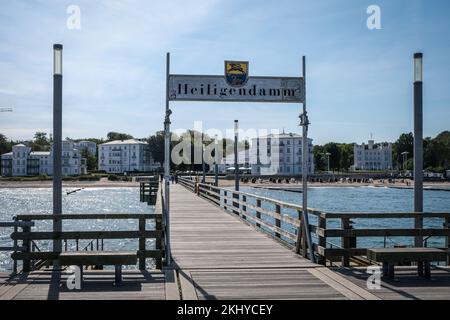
[1,130,449,174]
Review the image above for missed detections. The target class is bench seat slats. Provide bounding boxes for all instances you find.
[58,251,137,266]
[368,248,447,263]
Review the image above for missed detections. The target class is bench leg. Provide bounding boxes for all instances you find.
[424,261,431,279]
[114,265,122,286]
[79,265,84,288]
[382,262,389,276]
[388,263,395,279]
[418,261,424,276]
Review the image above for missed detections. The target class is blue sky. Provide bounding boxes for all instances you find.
[0,0,449,145]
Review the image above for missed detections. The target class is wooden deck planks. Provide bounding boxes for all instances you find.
[1,269,166,300]
[170,184,317,270]
[330,266,450,300]
[170,184,348,299]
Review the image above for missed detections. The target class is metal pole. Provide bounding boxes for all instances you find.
[202,133,206,183]
[300,56,315,263]
[234,120,239,191]
[53,44,63,254]
[164,52,172,264]
[215,135,219,186]
[413,52,423,247]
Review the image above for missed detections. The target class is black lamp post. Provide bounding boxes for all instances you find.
[53,44,63,253]
[413,52,423,247]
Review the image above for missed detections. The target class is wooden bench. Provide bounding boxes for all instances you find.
[58,251,137,286]
[367,248,447,279]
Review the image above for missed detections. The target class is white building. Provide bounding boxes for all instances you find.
[353,140,393,171]
[211,149,251,174]
[98,139,157,173]
[74,141,97,156]
[1,141,86,177]
[250,133,314,175]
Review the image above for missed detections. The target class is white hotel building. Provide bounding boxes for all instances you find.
[74,141,97,156]
[1,141,86,177]
[353,140,393,171]
[98,139,157,173]
[250,133,314,175]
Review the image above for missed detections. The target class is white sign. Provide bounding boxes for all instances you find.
[168,75,304,103]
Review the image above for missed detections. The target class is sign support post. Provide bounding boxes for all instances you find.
[164,52,172,265]
[299,56,315,263]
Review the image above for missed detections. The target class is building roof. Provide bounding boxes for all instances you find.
[99,139,147,146]
[14,143,27,147]
[1,152,12,158]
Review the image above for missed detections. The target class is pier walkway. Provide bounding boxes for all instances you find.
[168,184,377,300]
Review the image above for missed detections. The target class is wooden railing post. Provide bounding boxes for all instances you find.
[156,215,163,269]
[300,212,307,258]
[232,192,239,216]
[274,204,281,238]
[223,190,228,211]
[256,199,262,229]
[446,217,450,266]
[318,215,327,266]
[341,218,350,267]
[242,195,247,221]
[138,217,146,270]
[22,222,31,272]
[13,217,18,274]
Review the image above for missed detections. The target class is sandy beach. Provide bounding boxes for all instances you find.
[1,177,449,190]
[214,178,450,190]
[0,177,140,188]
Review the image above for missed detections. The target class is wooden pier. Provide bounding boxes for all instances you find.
[1,180,450,300]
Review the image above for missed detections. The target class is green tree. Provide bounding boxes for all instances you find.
[148,131,165,165]
[80,148,97,172]
[338,143,354,171]
[106,132,133,141]
[32,132,50,151]
[393,132,413,169]
[313,145,326,172]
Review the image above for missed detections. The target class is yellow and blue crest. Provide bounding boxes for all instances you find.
[225,61,249,87]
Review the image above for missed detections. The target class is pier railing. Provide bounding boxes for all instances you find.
[178,176,450,266]
[140,178,159,205]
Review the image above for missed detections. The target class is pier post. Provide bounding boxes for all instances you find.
[413,52,423,248]
[234,120,239,192]
[138,217,146,270]
[164,52,172,265]
[299,56,315,263]
[52,44,63,254]
[214,134,219,187]
[275,204,281,238]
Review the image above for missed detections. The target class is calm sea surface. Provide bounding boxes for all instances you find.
[1,186,450,271]
[0,187,154,271]
[234,186,450,251]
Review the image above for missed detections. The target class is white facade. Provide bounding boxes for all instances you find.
[1,141,86,177]
[250,133,314,175]
[74,141,97,156]
[211,150,251,174]
[353,140,393,171]
[98,139,157,173]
